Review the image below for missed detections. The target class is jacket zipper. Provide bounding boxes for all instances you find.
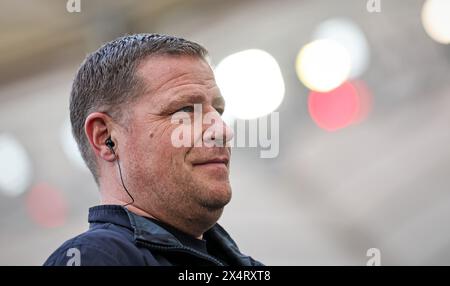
[137,240,225,266]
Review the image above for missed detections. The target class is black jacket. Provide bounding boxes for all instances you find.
[44,205,263,266]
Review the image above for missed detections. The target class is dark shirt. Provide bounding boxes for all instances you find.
[147,218,208,253]
[44,205,263,266]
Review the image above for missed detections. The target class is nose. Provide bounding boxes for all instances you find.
[202,108,234,147]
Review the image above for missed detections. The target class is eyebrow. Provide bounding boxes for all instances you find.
[212,95,225,111]
[162,91,225,113]
[162,93,206,112]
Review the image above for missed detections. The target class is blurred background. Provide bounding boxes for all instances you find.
[1,0,450,265]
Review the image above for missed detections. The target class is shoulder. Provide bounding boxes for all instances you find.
[43,224,145,266]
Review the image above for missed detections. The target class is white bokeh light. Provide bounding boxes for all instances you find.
[214,49,285,119]
[0,133,33,197]
[296,39,351,92]
[60,119,88,172]
[313,18,370,78]
[422,0,450,44]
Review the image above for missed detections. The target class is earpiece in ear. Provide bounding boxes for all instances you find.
[105,136,134,206]
[105,137,115,150]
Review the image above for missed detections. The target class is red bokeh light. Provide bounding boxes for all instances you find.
[351,80,372,124]
[25,182,68,228]
[308,80,372,131]
[308,81,360,131]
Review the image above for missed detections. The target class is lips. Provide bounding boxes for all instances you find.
[192,157,229,167]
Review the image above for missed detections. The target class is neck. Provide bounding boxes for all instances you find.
[100,196,204,240]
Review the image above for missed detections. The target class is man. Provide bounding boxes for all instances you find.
[44,34,263,266]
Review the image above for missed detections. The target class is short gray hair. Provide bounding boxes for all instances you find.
[69,33,208,183]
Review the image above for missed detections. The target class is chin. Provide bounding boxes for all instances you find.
[197,183,232,211]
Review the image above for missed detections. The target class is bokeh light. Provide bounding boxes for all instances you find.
[308,81,360,131]
[25,182,68,228]
[422,0,450,44]
[214,49,285,119]
[0,133,33,197]
[313,18,370,78]
[296,39,351,92]
[60,118,88,172]
[351,80,373,124]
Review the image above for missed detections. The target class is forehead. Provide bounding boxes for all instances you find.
[136,55,219,102]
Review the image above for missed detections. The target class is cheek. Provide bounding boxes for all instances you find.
[131,123,189,171]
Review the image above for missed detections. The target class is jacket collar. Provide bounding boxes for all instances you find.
[88,205,253,265]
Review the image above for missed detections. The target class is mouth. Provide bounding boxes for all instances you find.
[192,157,229,169]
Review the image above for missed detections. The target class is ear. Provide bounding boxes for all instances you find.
[84,112,116,162]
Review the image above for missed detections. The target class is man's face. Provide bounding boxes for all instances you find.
[117,55,234,226]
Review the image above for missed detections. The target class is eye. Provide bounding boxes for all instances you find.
[176,106,194,113]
